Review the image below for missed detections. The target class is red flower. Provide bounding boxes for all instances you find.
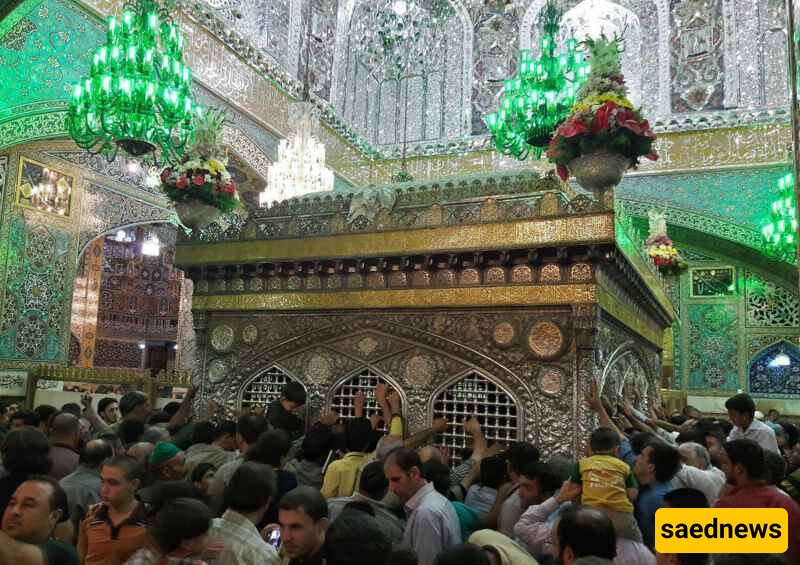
[616,108,635,124]
[645,152,659,161]
[192,174,205,186]
[175,175,188,189]
[556,164,569,182]
[557,118,588,138]
[222,182,236,194]
[592,102,617,133]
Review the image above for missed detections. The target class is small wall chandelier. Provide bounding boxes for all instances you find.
[259,103,334,206]
[65,0,197,163]
[762,172,798,262]
[259,11,333,206]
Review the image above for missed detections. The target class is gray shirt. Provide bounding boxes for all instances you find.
[59,465,101,525]
[328,494,406,547]
[403,482,461,565]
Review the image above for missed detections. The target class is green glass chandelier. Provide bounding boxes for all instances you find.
[762,172,798,262]
[484,0,589,160]
[65,0,196,163]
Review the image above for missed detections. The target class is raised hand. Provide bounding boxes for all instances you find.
[556,479,582,504]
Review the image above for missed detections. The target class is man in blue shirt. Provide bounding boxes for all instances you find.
[633,440,681,550]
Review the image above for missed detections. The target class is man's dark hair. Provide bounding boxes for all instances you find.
[147,411,171,426]
[521,461,561,498]
[433,544,490,565]
[223,462,275,513]
[676,428,707,447]
[324,506,391,565]
[279,486,328,522]
[301,422,333,463]
[80,439,113,468]
[723,439,764,480]
[359,460,388,500]
[479,456,507,490]
[60,403,82,418]
[102,455,145,482]
[422,460,451,497]
[25,475,69,521]
[556,506,617,560]
[236,413,267,446]
[192,421,218,445]
[504,442,540,474]
[345,417,373,453]
[590,427,620,453]
[282,382,307,406]
[190,462,215,484]
[150,498,211,554]
[645,441,681,483]
[725,393,756,418]
[246,429,291,467]
[50,412,80,437]
[34,405,57,427]
[118,419,146,446]
[664,487,709,509]
[217,420,236,439]
[682,405,700,417]
[670,413,688,426]
[704,428,726,446]
[778,421,799,448]
[146,482,204,517]
[162,402,181,417]
[630,432,658,456]
[118,391,148,417]
[385,447,422,475]
[10,410,39,427]
[763,449,786,485]
[1,427,51,476]
[97,397,118,416]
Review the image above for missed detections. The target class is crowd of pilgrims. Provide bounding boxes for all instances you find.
[0,380,797,565]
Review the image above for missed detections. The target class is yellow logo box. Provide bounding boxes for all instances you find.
[655,508,788,554]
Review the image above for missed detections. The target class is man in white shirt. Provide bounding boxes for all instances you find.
[384,448,460,565]
[725,393,779,453]
[674,442,726,506]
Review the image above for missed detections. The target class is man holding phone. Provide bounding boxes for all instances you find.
[211,462,279,565]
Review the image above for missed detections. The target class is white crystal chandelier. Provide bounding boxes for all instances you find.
[259,101,334,206]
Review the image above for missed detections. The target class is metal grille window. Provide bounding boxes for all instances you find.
[433,372,519,464]
[328,368,396,431]
[240,366,301,411]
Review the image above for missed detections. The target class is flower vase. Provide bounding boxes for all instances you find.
[567,150,631,209]
[175,200,222,231]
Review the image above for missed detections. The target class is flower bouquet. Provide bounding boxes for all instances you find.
[546,35,658,201]
[645,211,686,274]
[160,108,240,230]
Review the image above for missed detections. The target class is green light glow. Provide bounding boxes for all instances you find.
[483,0,588,161]
[762,172,798,262]
[65,0,196,163]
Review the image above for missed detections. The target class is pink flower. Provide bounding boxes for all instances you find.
[645,152,659,161]
[192,174,205,186]
[175,175,188,189]
[556,164,569,182]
